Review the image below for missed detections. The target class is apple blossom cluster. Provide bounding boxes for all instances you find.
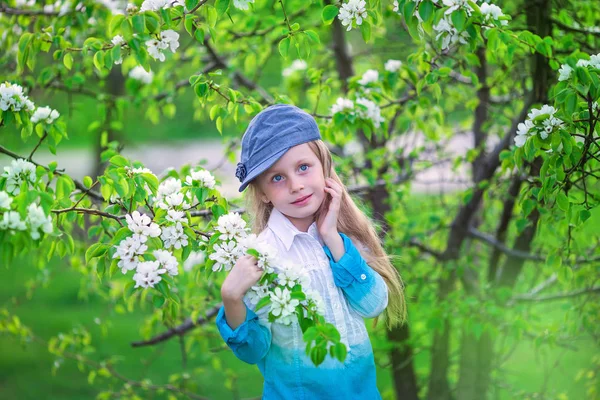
[2,159,36,195]
[338,0,367,31]
[207,212,326,326]
[385,59,402,73]
[514,105,564,148]
[558,53,600,82]
[140,0,185,12]
[146,30,180,62]
[112,210,181,288]
[0,82,35,113]
[330,96,384,128]
[393,0,509,50]
[129,66,154,84]
[282,60,308,77]
[31,106,60,124]
[185,168,216,189]
[0,190,53,240]
[233,0,255,10]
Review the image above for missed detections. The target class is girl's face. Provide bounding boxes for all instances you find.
[256,143,326,232]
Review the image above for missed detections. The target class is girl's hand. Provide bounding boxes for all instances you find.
[221,255,263,301]
[317,177,343,241]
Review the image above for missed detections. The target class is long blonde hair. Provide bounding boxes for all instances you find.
[245,140,407,329]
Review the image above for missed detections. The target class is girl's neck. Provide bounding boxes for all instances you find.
[284,212,315,233]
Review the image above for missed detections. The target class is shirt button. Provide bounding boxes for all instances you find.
[360,274,367,280]
[334,303,341,310]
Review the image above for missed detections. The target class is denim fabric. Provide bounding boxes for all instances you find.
[215,208,388,399]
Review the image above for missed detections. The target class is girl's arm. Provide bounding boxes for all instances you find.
[322,233,388,318]
[216,294,272,365]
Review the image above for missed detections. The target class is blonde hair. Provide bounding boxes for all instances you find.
[245,140,407,329]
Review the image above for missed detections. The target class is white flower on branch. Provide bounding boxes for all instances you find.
[247,283,270,305]
[237,234,278,273]
[209,240,242,272]
[125,211,161,242]
[442,0,473,16]
[0,211,27,231]
[155,177,181,203]
[31,106,60,124]
[233,0,255,10]
[0,82,35,113]
[216,212,247,241]
[0,191,13,210]
[514,105,564,147]
[479,3,507,25]
[356,97,384,128]
[183,251,205,272]
[303,289,326,315]
[358,69,379,86]
[385,59,402,72]
[338,0,367,31]
[153,249,179,276]
[113,236,148,273]
[269,287,299,325]
[433,16,469,50]
[277,259,310,288]
[558,64,573,82]
[129,66,154,84]
[26,203,53,240]
[166,209,187,224]
[2,159,36,195]
[161,222,188,249]
[330,98,354,115]
[146,29,180,62]
[282,60,308,77]
[133,260,166,288]
[158,192,191,211]
[185,169,216,189]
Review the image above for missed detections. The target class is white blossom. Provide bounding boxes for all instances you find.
[237,234,278,274]
[140,0,170,12]
[166,209,187,224]
[129,66,154,84]
[330,98,354,115]
[442,0,473,16]
[113,236,148,273]
[385,59,402,73]
[514,105,563,147]
[2,158,36,195]
[480,3,507,25]
[269,287,299,325]
[26,203,53,240]
[30,106,60,124]
[558,64,573,82]
[0,211,27,231]
[392,0,400,13]
[338,0,367,31]
[153,249,179,276]
[282,59,308,77]
[155,177,182,203]
[133,260,166,288]
[185,169,216,189]
[358,69,379,86]
[146,29,180,62]
[356,97,384,128]
[0,191,12,209]
[246,283,270,305]
[0,82,35,112]
[183,251,205,272]
[125,211,161,243]
[590,53,600,69]
[433,16,469,50]
[233,0,255,10]
[209,240,242,272]
[111,35,125,46]
[277,259,310,288]
[161,222,188,249]
[215,212,247,241]
[304,289,326,315]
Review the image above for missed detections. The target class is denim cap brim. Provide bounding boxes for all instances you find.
[237,104,321,192]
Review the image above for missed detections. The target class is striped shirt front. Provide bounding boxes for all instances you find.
[216,207,389,399]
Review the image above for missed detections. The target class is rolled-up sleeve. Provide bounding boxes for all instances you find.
[323,233,388,318]
[215,300,272,364]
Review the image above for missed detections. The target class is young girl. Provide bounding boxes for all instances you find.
[216,104,406,399]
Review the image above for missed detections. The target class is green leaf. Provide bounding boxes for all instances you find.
[451,9,466,31]
[109,155,130,167]
[278,36,291,58]
[132,14,145,34]
[556,191,569,211]
[109,14,126,37]
[186,0,200,11]
[304,30,320,44]
[214,0,230,16]
[85,243,110,265]
[153,295,166,308]
[63,53,73,70]
[418,0,434,22]
[360,21,371,42]
[322,5,339,24]
[255,295,271,311]
[93,51,105,72]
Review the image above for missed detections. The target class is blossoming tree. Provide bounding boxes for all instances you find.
[1,0,599,399]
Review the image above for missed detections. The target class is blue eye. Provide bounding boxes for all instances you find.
[272,175,283,182]
[299,164,309,172]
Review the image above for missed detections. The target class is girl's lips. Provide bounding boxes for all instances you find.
[292,194,312,205]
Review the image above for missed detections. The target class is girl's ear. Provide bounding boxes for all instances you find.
[261,194,271,204]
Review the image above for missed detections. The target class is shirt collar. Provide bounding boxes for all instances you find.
[267,208,323,251]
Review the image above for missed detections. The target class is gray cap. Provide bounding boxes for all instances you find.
[235,104,321,192]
